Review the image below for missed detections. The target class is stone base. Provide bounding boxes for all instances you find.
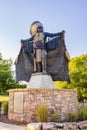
[27,72,55,88]
[8,88,78,123]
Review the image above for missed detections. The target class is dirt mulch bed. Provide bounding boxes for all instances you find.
[0,114,27,126]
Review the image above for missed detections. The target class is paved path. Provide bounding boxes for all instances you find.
[0,122,26,130]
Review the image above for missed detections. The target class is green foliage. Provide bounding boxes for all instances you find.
[68,112,78,122]
[78,105,87,121]
[0,95,9,102]
[36,104,48,122]
[54,54,87,101]
[10,83,27,89]
[69,54,87,101]
[2,101,8,114]
[53,113,60,122]
[67,104,87,121]
[82,126,87,129]
[0,53,14,93]
[69,54,87,86]
[54,81,69,89]
[0,52,27,93]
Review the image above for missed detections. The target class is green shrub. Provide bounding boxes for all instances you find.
[36,104,48,122]
[68,112,78,122]
[78,105,87,121]
[2,101,8,114]
[53,113,60,122]
[67,105,87,122]
[82,126,87,130]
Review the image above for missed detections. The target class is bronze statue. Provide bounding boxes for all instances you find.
[15,21,70,83]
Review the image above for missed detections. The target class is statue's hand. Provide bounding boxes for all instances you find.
[62,30,65,34]
[20,40,24,47]
[60,30,65,40]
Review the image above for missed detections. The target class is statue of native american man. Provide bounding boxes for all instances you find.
[15,21,70,83]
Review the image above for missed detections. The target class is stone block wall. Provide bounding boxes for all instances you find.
[8,88,78,123]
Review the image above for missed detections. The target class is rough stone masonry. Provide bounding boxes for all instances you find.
[8,88,78,123]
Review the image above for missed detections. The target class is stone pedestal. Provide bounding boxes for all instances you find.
[8,71,78,123]
[8,88,78,123]
[27,72,55,88]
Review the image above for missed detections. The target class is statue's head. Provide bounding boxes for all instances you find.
[30,21,44,35]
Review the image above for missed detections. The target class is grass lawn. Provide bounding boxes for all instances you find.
[0,95,9,102]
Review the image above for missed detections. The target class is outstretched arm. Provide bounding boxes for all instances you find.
[44,30,65,37]
[20,35,34,46]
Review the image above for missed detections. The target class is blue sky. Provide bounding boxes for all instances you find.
[0,0,87,62]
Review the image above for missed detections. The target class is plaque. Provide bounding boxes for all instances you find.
[14,92,23,113]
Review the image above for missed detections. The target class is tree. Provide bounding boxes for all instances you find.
[0,53,27,93]
[0,53,14,93]
[54,54,87,101]
[54,81,69,89]
[69,54,87,101]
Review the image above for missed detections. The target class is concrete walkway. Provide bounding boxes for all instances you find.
[0,122,26,130]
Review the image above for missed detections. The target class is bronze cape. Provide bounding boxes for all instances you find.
[15,37,70,83]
